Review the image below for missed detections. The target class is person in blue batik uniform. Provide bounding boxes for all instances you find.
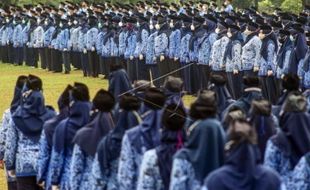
[12,17,24,66]
[204,119,285,190]
[167,15,182,78]
[258,25,279,104]
[96,19,106,76]
[91,94,142,190]
[49,83,91,190]
[118,88,166,190]
[170,90,226,190]
[154,17,169,85]
[78,16,90,77]
[196,16,217,91]
[287,152,310,190]
[242,22,262,77]
[275,30,293,94]
[5,17,14,64]
[70,90,115,190]
[57,18,71,74]
[124,18,138,82]
[86,16,99,78]
[33,17,46,69]
[264,92,310,187]
[133,15,149,81]
[209,22,229,76]
[43,16,56,71]
[298,34,310,90]
[37,85,72,190]
[179,16,192,94]
[288,25,308,76]
[5,75,56,190]
[248,100,277,159]
[224,25,243,100]
[208,74,234,120]
[0,75,27,190]
[137,104,186,190]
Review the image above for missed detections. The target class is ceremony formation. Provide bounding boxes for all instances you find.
[0,0,310,190]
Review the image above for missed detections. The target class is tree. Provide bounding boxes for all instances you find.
[281,0,303,13]
[258,0,274,13]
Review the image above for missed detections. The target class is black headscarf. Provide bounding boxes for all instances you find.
[224,32,243,60]
[10,76,27,114]
[260,32,278,61]
[277,37,293,69]
[288,33,308,74]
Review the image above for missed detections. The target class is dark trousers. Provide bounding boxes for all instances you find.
[62,51,71,73]
[196,64,211,91]
[8,44,14,64]
[81,52,89,76]
[87,51,99,77]
[127,59,139,82]
[45,48,52,71]
[1,45,9,63]
[26,48,38,67]
[16,176,42,190]
[8,181,17,190]
[71,51,81,69]
[51,49,62,72]
[38,48,46,69]
[14,47,24,65]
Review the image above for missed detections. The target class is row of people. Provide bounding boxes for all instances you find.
[1,65,310,190]
[1,1,310,99]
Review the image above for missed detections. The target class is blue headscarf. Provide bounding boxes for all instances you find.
[73,112,114,156]
[12,90,55,140]
[108,68,132,101]
[277,38,293,69]
[54,101,91,153]
[205,143,281,190]
[44,90,70,147]
[175,119,226,182]
[127,110,162,154]
[10,86,23,114]
[97,110,141,174]
[288,33,308,74]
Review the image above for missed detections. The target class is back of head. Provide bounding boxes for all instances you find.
[93,89,115,112]
[283,92,307,113]
[16,75,28,89]
[58,84,73,110]
[227,119,257,148]
[119,93,141,111]
[282,74,300,92]
[209,74,227,87]
[144,87,166,110]
[250,100,272,116]
[26,74,43,91]
[162,104,186,131]
[243,76,260,89]
[223,106,246,129]
[72,82,90,102]
[163,76,184,93]
[190,90,217,120]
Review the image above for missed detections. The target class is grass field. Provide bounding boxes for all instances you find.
[0,62,194,189]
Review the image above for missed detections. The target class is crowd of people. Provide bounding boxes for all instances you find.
[0,0,310,190]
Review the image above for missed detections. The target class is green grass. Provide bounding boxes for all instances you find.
[0,62,194,189]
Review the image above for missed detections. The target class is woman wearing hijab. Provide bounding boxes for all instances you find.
[248,100,277,159]
[118,88,166,190]
[208,74,234,120]
[299,34,310,90]
[204,119,284,190]
[209,21,229,76]
[5,75,56,190]
[224,25,243,100]
[288,25,308,76]
[264,92,310,186]
[37,85,72,190]
[163,76,185,108]
[49,82,91,190]
[170,90,226,190]
[258,24,278,104]
[108,64,132,102]
[69,89,115,190]
[241,22,261,77]
[90,94,141,190]
[137,104,186,190]
[0,75,27,190]
[275,30,293,93]
[196,15,218,91]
